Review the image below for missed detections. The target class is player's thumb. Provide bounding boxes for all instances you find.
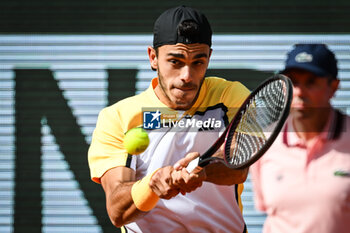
[174,152,200,170]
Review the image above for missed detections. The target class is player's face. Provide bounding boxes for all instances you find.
[148,43,211,110]
[284,69,339,120]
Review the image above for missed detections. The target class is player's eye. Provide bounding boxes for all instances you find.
[169,59,185,68]
[193,60,204,65]
[169,59,179,65]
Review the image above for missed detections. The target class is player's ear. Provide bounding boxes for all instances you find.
[329,78,340,98]
[148,46,158,71]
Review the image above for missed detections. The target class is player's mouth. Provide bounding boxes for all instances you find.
[175,87,196,92]
[174,83,197,91]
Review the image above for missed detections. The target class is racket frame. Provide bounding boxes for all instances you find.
[193,74,292,170]
[223,74,293,169]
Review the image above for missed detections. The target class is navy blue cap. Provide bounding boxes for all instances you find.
[282,44,338,79]
[153,5,212,48]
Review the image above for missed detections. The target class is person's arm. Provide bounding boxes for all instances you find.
[100,166,140,228]
[174,151,248,185]
[204,162,248,185]
[100,164,206,227]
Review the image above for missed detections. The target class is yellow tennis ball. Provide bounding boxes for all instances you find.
[124,128,150,155]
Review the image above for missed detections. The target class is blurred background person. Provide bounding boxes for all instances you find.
[250,44,350,233]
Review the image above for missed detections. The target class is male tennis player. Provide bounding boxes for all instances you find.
[250,44,350,233]
[88,5,250,232]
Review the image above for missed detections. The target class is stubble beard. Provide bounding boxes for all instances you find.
[157,69,205,110]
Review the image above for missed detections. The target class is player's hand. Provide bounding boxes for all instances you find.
[174,152,207,175]
[173,152,200,171]
[173,152,207,194]
[171,167,205,195]
[149,166,180,200]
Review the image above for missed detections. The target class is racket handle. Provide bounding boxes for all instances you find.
[186,157,200,173]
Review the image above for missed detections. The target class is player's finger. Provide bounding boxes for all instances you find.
[150,167,180,199]
[171,169,193,194]
[176,168,204,193]
[174,152,200,170]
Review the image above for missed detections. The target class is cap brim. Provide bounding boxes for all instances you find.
[281,63,330,77]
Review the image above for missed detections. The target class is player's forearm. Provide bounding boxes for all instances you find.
[204,163,248,185]
[105,181,145,228]
[100,167,145,228]
[173,151,248,185]
[101,166,183,228]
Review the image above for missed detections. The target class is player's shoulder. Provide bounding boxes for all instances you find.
[204,77,250,106]
[204,76,248,93]
[204,76,242,86]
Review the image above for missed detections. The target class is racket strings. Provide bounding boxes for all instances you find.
[227,79,288,165]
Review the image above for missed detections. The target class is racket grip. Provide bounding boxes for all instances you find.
[186,157,200,173]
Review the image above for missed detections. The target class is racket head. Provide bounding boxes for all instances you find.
[223,74,292,169]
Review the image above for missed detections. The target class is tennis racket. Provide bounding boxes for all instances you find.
[186,74,293,172]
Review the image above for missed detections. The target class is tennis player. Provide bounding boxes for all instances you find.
[88,5,251,232]
[250,44,350,233]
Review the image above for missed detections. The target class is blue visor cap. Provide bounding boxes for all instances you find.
[282,44,338,79]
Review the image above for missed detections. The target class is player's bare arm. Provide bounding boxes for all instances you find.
[101,164,206,227]
[174,151,248,185]
[100,166,142,228]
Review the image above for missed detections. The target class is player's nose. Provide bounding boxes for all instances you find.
[180,66,192,83]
